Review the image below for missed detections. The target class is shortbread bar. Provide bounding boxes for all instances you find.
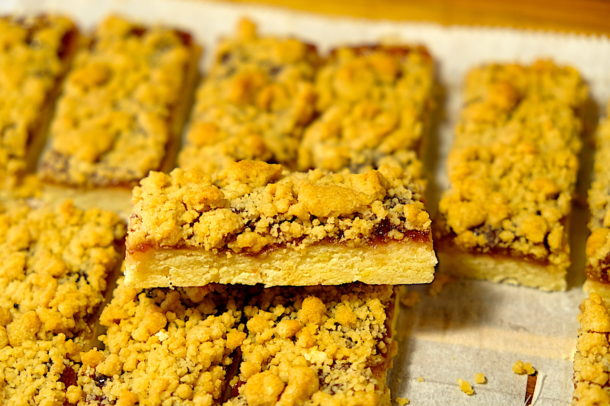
[0,200,125,403]
[298,45,435,172]
[0,15,77,189]
[436,60,588,291]
[38,15,200,212]
[76,282,397,405]
[572,293,610,405]
[178,18,318,173]
[125,160,436,287]
[586,104,610,295]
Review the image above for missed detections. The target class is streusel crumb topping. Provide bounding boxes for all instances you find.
[437,60,587,266]
[0,15,76,188]
[0,200,125,344]
[179,18,319,173]
[572,293,610,405]
[298,45,435,172]
[127,160,430,255]
[587,104,610,283]
[40,15,195,187]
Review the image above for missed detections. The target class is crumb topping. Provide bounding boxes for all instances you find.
[127,160,430,255]
[437,60,588,267]
[40,15,195,187]
[573,294,610,405]
[587,104,610,283]
[0,200,125,344]
[298,45,435,172]
[473,372,487,384]
[512,360,536,376]
[0,15,76,188]
[179,18,319,174]
[457,379,474,396]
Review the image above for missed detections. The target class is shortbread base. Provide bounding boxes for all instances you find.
[583,279,610,301]
[125,239,437,288]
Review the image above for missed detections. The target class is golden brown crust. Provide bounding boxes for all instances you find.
[437,60,588,271]
[39,15,198,187]
[572,294,610,405]
[178,18,319,174]
[298,45,435,172]
[127,160,430,257]
[0,15,77,189]
[586,104,610,284]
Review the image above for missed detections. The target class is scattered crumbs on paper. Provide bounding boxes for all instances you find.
[400,290,421,308]
[457,379,475,395]
[474,372,487,384]
[428,274,455,297]
[396,397,410,406]
[512,360,537,376]
[416,376,425,383]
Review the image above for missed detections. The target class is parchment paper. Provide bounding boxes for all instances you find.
[3,0,610,404]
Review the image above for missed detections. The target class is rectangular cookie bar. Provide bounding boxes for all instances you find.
[298,45,435,173]
[585,104,610,296]
[0,15,78,189]
[435,60,588,291]
[572,293,610,405]
[178,18,318,174]
[76,282,397,405]
[125,160,436,287]
[38,15,200,213]
[0,200,125,404]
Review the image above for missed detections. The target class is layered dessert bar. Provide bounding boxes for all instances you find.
[178,18,318,173]
[298,45,435,172]
[436,60,588,291]
[125,160,436,287]
[585,104,610,298]
[572,293,610,405]
[0,15,78,189]
[39,15,200,213]
[0,200,125,403]
[76,282,397,405]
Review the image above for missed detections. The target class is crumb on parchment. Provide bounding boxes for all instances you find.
[457,379,475,395]
[396,397,410,405]
[512,360,536,375]
[474,372,487,384]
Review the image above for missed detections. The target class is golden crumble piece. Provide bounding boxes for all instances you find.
[39,15,200,187]
[77,281,245,405]
[396,397,410,405]
[125,160,436,287]
[572,294,610,405]
[512,360,536,376]
[179,18,319,173]
[457,379,474,396]
[436,60,588,291]
[298,45,435,173]
[474,372,487,384]
[587,103,610,285]
[225,284,398,406]
[0,200,125,343]
[0,15,77,189]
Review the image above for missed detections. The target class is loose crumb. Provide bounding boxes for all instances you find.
[457,379,475,395]
[396,397,410,405]
[400,290,421,308]
[474,372,487,384]
[428,274,455,297]
[416,376,425,382]
[512,360,536,375]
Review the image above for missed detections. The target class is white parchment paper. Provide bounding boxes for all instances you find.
[3,0,610,404]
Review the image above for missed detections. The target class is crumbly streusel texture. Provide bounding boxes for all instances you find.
[127,160,430,255]
[572,293,610,405]
[587,104,610,284]
[76,282,396,405]
[40,15,197,187]
[298,45,435,172]
[0,15,76,188]
[179,18,318,174]
[437,60,587,270]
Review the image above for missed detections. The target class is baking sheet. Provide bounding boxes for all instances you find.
[3,0,610,404]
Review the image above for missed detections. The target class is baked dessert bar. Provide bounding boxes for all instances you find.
[76,282,397,405]
[178,18,318,173]
[585,104,610,298]
[572,293,610,405]
[436,60,588,291]
[298,45,435,172]
[39,15,200,212]
[0,15,78,189]
[0,199,125,403]
[125,160,436,287]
